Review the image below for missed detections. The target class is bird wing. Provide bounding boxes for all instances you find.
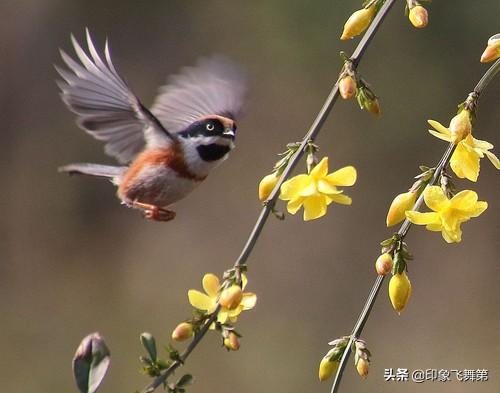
[151,56,247,133]
[56,29,174,164]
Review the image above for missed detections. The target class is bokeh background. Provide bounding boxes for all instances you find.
[1,1,499,392]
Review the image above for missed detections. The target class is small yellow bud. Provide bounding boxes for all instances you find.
[339,75,357,99]
[258,173,279,202]
[449,110,472,144]
[386,191,417,227]
[219,285,243,310]
[319,357,339,381]
[341,7,376,40]
[389,272,412,314]
[171,322,194,342]
[356,358,370,378]
[365,97,381,117]
[408,5,428,29]
[223,332,240,351]
[375,253,393,276]
[480,44,500,63]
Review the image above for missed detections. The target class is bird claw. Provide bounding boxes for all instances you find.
[132,201,176,222]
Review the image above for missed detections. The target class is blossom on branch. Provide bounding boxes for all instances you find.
[279,157,357,221]
[188,273,256,324]
[428,119,500,182]
[405,186,487,243]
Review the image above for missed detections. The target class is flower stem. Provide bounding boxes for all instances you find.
[139,1,398,392]
[328,57,500,393]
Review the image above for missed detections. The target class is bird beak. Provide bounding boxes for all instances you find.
[223,127,235,138]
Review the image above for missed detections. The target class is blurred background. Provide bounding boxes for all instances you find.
[1,1,499,392]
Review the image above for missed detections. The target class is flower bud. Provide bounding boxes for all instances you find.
[172,322,194,342]
[480,45,500,63]
[408,5,428,28]
[340,6,376,40]
[339,75,357,99]
[449,110,471,144]
[356,358,370,378]
[319,357,339,381]
[365,97,381,117]
[223,332,240,351]
[375,253,393,276]
[481,35,500,63]
[219,285,243,310]
[386,191,417,227]
[389,272,412,314]
[258,173,279,202]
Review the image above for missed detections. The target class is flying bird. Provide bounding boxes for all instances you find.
[57,29,246,221]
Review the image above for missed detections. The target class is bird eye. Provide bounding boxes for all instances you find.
[206,123,215,131]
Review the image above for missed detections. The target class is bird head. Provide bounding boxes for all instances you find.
[176,115,237,176]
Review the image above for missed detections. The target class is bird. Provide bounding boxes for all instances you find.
[56,29,246,222]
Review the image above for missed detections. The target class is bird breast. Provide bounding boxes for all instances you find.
[118,147,206,207]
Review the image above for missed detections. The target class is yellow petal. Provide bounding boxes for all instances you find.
[241,274,248,290]
[287,197,305,214]
[241,293,257,310]
[325,166,357,186]
[227,307,243,319]
[217,309,229,324]
[188,290,215,311]
[405,211,440,225]
[327,193,352,205]
[428,120,451,137]
[470,136,494,151]
[202,273,220,297]
[280,175,312,200]
[424,186,448,212]
[310,157,329,179]
[470,201,488,218]
[485,150,500,169]
[450,142,480,181]
[317,179,339,194]
[450,190,478,211]
[442,226,462,243]
[303,195,328,221]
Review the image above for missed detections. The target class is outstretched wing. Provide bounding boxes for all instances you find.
[151,56,247,133]
[56,29,173,164]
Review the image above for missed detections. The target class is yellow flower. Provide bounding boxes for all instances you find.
[386,191,417,227]
[428,119,500,182]
[405,186,488,243]
[389,272,412,314]
[188,273,257,324]
[340,6,376,40]
[279,157,357,221]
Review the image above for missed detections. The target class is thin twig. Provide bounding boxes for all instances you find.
[139,1,398,392]
[329,57,500,393]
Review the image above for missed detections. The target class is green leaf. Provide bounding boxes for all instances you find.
[73,333,111,393]
[177,374,194,388]
[140,332,157,361]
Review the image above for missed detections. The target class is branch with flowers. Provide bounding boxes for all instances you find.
[320,55,500,393]
[67,2,500,393]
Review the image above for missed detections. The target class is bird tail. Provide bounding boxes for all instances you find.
[58,163,126,179]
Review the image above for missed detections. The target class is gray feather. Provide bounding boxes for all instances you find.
[56,29,172,164]
[58,163,126,179]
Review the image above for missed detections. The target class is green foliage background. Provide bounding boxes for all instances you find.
[1,1,499,392]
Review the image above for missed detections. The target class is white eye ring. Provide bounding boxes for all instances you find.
[206,123,215,131]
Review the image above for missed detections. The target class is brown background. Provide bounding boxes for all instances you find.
[1,1,499,392]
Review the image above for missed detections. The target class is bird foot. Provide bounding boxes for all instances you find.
[132,201,176,222]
